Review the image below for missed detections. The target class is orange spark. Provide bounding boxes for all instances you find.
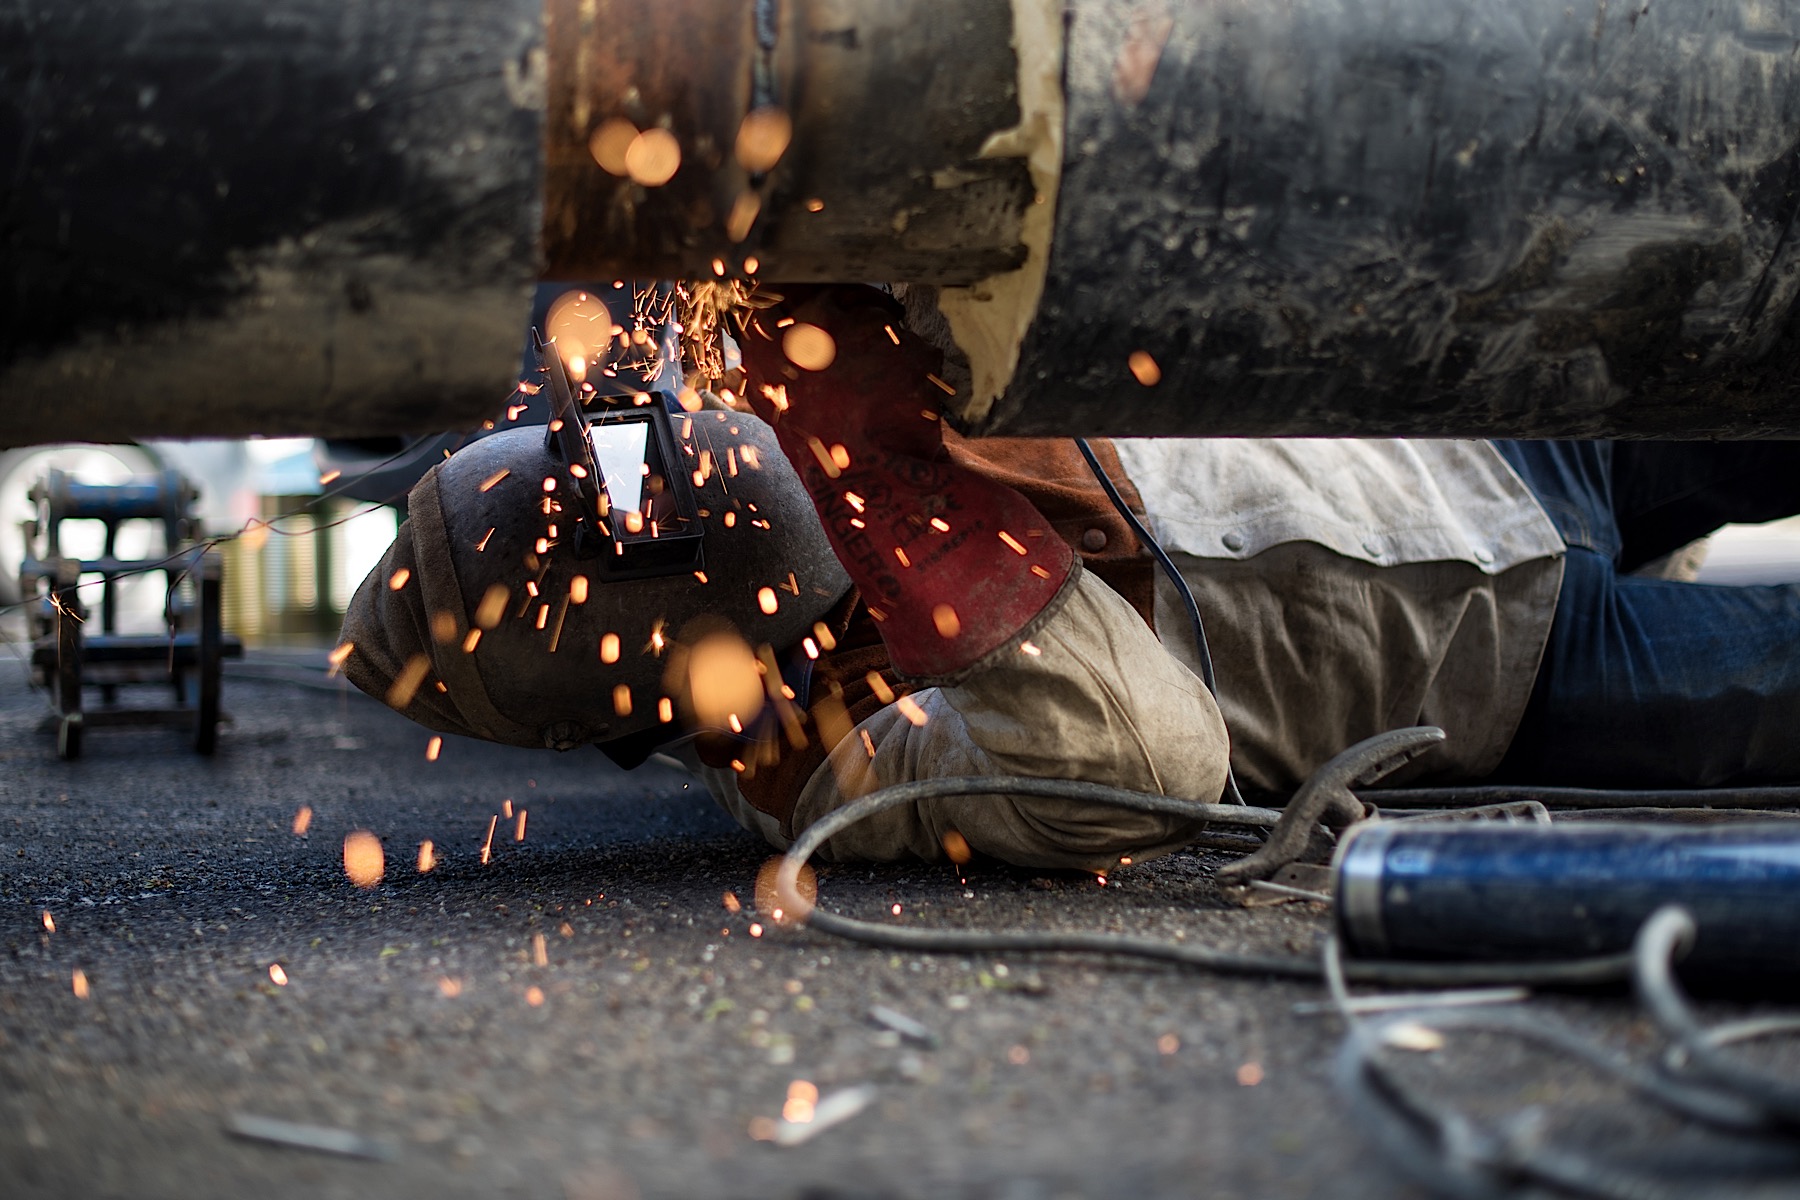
[532,932,548,967]
[931,605,961,638]
[525,986,546,1007]
[757,587,779,615]
[1128,350,1163,386]
[291,805,313,836]
[1237,1062,1264,1087]
[942,831,972,865]
[343,831,385,888]
[1158,1034,1180,1055]
[72,969,89,999]
[387,568,411,591]
[269,964,288,986]
[479,468,510,493]
[426,736,442,762]
[480,815,498,864]
[439,977,463,998]
[417,840,435,872]
[41,911,55,932]
[515,810,528,842]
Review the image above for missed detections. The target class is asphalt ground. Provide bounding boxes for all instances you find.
[3,647,1798,1200]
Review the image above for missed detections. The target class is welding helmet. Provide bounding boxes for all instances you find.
[338,402,851,756]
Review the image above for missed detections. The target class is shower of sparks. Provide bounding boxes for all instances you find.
[292,805,313,836]
[269,964,288,986]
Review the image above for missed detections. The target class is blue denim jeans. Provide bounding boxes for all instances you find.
[1492,441,1800,787]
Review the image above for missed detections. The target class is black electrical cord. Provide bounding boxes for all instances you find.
[1329,909,1800,1199]
[771,774,1632,989]
[1075,437,1246,807]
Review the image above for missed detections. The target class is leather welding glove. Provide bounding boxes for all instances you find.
[738,284,1078,684]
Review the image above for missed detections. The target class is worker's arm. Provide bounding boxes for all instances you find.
[735,285,1229,869]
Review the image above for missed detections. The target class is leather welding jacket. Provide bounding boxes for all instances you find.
[675,434,1565,871]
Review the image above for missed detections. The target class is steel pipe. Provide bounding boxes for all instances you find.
[13,0,1800,442]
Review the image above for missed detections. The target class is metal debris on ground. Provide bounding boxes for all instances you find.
[771,1085,877,1147]
[225,1114,398,1162]
[868,1004,939,1048]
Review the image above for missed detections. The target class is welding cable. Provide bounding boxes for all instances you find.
[1633,906,1800,1126]
[1075,437,1246,807]
[772,775,1632,989]
[1328,922,1800,1200]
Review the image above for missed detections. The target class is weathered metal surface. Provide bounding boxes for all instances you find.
[542,0,1032,284]
[972,0,1800,438]
[0,0,543,448]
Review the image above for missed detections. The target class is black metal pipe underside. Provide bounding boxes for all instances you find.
[978,0,1800,438]
[0,0,542,447]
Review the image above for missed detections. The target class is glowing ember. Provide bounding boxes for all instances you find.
[269,964,288,986]
[931,605,961,638]
[525,986,545,1007]
[292,805,313,836]
[417,840,436,873]
[1128,350,1163,386]
[755,857,817,924]
[343,831,385,888]
[570,576,589,605]
[1158,1034,1180,1055]
[657,697,674,723]
[805,197,825,212]
[782,1080,819,1124]
[515,810,528,841]
[1237,1062,1264,1087]
[895,695,929,727]
[1020,641,1041,656]
[588,117,638,174]
[463,629,482,652]
[613,684,633,717]
[942,830,972,865]
[680,631,765,728]
[726,192,761,242]
[475,585,510,630]
[72,969,89,999]
[929,517,950,532]
[624,128,681,186]
[385,655,430,709]
[600,632,621,664]
[757,587,779,615]
[749,923,764,937]
[426,736,442,762]
[736,107,793,172]
[782,323,836,372]
[387,568,411,591]
[891,903,902,916]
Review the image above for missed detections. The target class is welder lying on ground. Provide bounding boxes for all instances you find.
[340,284,1800,873]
